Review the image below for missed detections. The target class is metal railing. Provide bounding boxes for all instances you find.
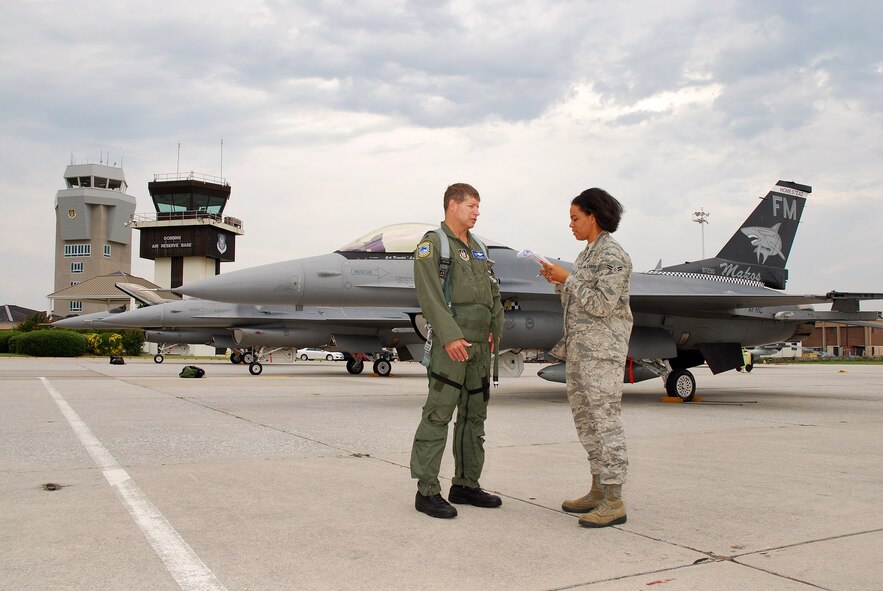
[152,171,228,186]
[130,211,243,230]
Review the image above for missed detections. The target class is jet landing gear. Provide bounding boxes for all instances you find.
[230,349,256,365]
[345,353,393,376]
[665,369,696,402]
[372,357,392,377]
[346,358,365,375]
[153,343,183,363]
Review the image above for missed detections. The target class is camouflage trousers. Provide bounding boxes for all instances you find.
[565,350,628,485]
[410,340,491,496]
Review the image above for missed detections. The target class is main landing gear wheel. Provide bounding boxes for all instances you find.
[666,369,696,401]
[346,359,365,375]
[243,352,255,364]
[230,352,243,364]
[373,358,392,377]
[248,362,263,375]
[154,354,164,364]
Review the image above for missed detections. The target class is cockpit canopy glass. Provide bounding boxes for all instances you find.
[337,223,500,254]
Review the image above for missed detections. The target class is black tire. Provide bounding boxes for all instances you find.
[300,354,309,361]
[666,369,696,401]
[248,362,263,376]
[230,352,243,364]
[735,366,743,372]
[325,354,333,361]
[346,359,364,375]
[154,354,164,364]
[243,352,255,364]
[745,364,753,373]
[373,358,392,377]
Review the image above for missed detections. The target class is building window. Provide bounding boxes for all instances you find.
[104,244,111,257]
[69,301,83,312]
[71,262,84,273]
[64,243,91,257]
[70,281,80,286]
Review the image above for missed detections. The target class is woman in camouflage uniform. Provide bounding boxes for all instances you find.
[540,188,633,528]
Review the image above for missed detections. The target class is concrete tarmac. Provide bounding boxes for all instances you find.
[1,357,881,591]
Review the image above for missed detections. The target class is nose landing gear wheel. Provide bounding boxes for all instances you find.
[373,358,392,377]
[346,359,365,375]
[248,362,263,375]
[666,369,696,401]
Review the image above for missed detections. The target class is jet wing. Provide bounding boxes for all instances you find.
[631,291,883,320]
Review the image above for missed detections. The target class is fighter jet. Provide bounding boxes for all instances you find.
[175,181,883,400]
[749,342,787,358]
[53,283,420,376]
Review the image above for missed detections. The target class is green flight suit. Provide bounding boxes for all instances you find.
[410,222,504,496]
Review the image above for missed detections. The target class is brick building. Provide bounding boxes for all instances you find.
[801,321,883,357]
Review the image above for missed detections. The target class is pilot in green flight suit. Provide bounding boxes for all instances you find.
[410,183,504,519]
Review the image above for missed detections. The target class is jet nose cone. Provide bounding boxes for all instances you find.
[175,258,307,305]
[52,312,112,329]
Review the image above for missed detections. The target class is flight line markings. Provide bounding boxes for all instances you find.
[39,377,227,591]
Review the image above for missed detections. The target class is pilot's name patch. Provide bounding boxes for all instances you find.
[458,249,470,261]
[472,250,486,260]
[417,241,432,258]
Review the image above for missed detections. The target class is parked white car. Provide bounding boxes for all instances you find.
[296,348,345,361]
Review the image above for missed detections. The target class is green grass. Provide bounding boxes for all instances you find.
[760,357,883,365]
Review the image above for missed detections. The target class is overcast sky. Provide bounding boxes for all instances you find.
[2,0,881,312]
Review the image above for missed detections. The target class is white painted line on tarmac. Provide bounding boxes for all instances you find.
[40,377,228,591]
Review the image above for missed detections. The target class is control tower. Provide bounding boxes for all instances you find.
[53,163,136,315]
[131,172,244,289]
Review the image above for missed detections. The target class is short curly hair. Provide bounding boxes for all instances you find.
[571,188,624,232]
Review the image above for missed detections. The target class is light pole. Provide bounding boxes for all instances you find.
[692,207,710,259]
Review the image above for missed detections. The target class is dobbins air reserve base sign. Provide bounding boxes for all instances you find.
[139,226,236,261]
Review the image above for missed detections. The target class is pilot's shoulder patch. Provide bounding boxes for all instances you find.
[416,241,433,258]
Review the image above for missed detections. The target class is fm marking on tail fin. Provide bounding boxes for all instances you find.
[660,180,811,290]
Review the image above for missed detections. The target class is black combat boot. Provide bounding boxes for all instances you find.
[415,492,458,518]
[448,485,502,508]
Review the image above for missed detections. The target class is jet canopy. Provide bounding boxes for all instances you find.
[336,223,500,254]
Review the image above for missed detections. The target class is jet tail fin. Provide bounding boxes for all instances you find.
[662,180,810,289]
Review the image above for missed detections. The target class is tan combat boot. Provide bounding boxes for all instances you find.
[578,484,627,528]
[561,474,604,513]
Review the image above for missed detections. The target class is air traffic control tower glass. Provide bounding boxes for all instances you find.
[148,173,231,216]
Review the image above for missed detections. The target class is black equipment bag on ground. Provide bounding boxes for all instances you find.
[179,365,205,378]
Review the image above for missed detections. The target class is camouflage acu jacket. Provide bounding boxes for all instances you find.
[556,231,633,360]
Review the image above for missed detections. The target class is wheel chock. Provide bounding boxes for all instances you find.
[661,396,703,403]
